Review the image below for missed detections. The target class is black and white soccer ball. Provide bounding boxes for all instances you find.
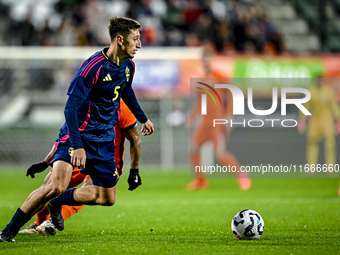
[231,209,264,240]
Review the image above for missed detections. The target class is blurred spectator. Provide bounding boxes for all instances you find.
[0,2,11,45]
[127,0,164,46]
[232,12,248,52]
[183,0,203,27]
[336,0,340,15]
[54,0,77,14]
[10,11,38,46]
[162,0,184,29]
[0,0,284,54]
[269,30,285,53]
[54,16,77,46]
[193,13,215,45]
[36,19,54,46]
[227,0,248,52]
[75,21,99,46]
[248,11,269,53]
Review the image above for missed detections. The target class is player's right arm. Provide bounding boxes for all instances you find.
[65,65,96,169]
[64,94,86,168]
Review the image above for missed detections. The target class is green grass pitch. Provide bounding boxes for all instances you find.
[0,168,339,254]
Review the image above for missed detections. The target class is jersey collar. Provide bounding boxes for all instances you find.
[102,47,119,68]
[102,47,132,68]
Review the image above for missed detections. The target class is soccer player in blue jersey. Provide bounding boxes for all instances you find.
[0,17,154,242]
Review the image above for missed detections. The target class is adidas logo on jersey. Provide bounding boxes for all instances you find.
[103,74,112,81]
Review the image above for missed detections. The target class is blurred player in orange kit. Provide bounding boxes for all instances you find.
[19,99,141,235]
[187,45,251,191]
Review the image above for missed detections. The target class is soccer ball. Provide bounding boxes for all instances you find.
[231,209,264,240]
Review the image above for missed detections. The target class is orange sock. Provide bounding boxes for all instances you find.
[61,205,85,220]
[36,206,50,226]
[36,205,85,226]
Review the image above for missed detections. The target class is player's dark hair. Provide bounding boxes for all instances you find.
[108,17,142,41]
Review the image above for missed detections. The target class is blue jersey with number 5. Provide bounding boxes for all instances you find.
[59,47,145,143]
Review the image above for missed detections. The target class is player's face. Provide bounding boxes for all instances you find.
[122,29,141,58]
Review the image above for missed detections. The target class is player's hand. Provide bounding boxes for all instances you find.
[128,169,142,191]
[71,148,86,169]
[26,161,49,178]
[141,119,154,136]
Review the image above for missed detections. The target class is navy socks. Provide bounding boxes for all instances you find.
[50,188,83,207]
[3,208,31,235]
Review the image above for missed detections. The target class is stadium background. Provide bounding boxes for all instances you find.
[0,0,340,170]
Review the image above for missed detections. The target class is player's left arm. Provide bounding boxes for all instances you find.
[64,94,87,168]
[122,85,154,136]
[122,63,154,136]
[124,125,142,191]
